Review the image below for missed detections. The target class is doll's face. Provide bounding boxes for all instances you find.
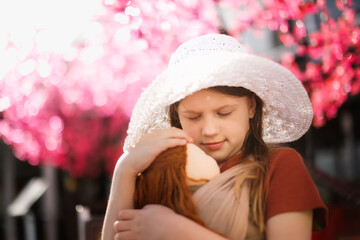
[178,89,255,165]
[185,143,219,186]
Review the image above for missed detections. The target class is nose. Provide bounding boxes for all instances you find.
[201,116,218,137]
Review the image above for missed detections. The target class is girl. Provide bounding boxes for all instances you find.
[101,34,328,240]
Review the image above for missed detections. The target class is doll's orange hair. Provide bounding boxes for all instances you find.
[133,145,205,226]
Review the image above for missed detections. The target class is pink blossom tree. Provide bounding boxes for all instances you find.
[1,0,359,176]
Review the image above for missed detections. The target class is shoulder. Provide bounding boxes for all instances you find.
[268,147,303,162]
[265,147,308,189]
[264,147,328,231]
[264,147,313,201]
[266,147,305,175]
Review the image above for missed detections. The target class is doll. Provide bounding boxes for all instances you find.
[133,142,263,239]
[133,143,220,226]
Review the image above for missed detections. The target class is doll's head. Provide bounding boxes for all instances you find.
[133,143,219,225]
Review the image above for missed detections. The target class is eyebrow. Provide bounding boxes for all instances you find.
[178,104,238,114]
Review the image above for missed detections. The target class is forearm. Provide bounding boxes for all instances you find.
[164,213,228,240]
[101,157,137,240]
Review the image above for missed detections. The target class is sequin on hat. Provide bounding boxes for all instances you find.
[124,34,313,151]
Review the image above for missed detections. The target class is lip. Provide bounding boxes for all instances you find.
[202,141,225,151]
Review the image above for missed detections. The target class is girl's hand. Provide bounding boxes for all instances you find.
[113,205,228,240]
[113,205,176,240]
[117,127,193,177]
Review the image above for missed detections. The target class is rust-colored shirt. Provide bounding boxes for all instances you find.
[220,147,328,231]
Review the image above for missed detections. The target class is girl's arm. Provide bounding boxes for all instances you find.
[113,207,312,240]
[101,127,193,240]
[266,210,313,240]
[101,153,137,240]
[114,205,228,240]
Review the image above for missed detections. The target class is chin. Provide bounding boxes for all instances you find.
[209,153,228,165]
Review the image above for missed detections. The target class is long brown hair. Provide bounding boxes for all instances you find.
[169,86,269,232]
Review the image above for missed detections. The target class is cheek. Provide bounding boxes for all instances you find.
[179,118,196,133]
[227,116,250,135]
[180,121,203,141]
[183,124,198,134]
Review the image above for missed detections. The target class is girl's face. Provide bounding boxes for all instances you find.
[178,89,256,165]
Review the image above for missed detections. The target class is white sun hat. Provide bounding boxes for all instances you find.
[123,34,313,151]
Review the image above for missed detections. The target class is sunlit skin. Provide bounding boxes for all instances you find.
[178,89,256,166]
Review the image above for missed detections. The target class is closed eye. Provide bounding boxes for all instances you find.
[187,115,200,120]
[218,112,231,117]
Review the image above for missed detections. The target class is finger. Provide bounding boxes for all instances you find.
[114,220,132,232]
[114,231,133,240]
[143,204,175,213]
[142,130,190,154]
[158,138,188,148]
[165,127,193,142]
[142,204,156,210]
[149,127,193,143]
[118,209,136,220]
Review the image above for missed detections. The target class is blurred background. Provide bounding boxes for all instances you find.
[0,0,360,239]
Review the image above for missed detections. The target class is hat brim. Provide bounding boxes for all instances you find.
[124,52,313,151]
